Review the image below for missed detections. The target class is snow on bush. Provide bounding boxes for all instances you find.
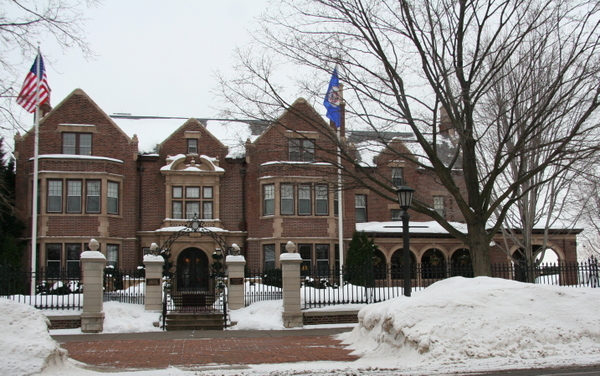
[342,277,600,366]
[0,299,67,376]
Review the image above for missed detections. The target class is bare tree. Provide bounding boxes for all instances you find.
[217,0,600,276]
[483,35,597,268]
[574,173,600,260]
[0,0,98,133]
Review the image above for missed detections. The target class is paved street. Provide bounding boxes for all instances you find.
[52,329,600,375]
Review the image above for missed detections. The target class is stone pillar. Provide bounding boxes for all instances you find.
[144,253,164,312]
[80,239,106,333]
[280,245,303,328]
[226,254,246,311]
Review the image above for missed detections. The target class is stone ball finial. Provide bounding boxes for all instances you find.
[285,241,296,253]
[89,238,100,252]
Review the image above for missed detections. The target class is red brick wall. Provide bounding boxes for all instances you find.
[15,89,140,269]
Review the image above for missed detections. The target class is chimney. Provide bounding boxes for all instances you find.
[439,107,454,138]
[40,102,52,117]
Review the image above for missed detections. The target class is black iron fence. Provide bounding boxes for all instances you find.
[244,268,283,306]
[302,261,600,309]
[0,266,82,310]
[103,266,145,304]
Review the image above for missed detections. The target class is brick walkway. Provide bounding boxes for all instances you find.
[58,334,359,370]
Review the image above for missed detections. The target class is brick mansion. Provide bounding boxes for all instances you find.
[13,89,579,281]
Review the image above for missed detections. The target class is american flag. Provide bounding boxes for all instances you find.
[17,53,51,113]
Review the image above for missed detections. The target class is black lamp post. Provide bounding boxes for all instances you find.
[396,185,415,297]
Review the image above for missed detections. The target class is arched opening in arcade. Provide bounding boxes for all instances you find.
[450,248,473,277]
[391,248,416,280]
[422,248,446,280]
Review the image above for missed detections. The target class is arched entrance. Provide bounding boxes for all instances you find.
[176,247,209,291]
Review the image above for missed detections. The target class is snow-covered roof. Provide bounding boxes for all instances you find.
[34,154,124,164]
[155,225,229,233]
[110,116,259,158]
[357,221,468,235]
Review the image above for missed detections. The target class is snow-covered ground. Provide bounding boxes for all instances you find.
[2,277,600,376]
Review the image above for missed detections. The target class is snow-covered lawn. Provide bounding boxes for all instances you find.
[2,276,600,375]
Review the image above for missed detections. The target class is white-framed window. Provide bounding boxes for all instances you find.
[263,184,274,216]
[47,180,63,213]
[280,184,294,215]
[391,167,404,187]
[187,138,198,154]
[315,184,328,215]
[355,194,367,223]
[66,180,82,213]
[107,181,119,214]
[298,184,312,215]
[86,180,101,213]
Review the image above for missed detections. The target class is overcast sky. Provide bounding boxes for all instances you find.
[18,0,270,121]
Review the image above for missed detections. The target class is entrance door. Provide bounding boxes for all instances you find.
[176,248,209,291]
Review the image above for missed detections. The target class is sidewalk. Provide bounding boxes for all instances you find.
[52,328,359,371]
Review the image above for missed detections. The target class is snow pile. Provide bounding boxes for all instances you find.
[229,300,285,330]
[342,277,600,368]
[0,299,67,376]
[103,301,162,333]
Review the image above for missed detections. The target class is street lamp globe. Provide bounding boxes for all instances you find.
[396,185,415,210]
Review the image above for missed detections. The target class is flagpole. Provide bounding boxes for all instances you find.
[324,67,345,285]
[30,49,42,295]
[337,85,345,285]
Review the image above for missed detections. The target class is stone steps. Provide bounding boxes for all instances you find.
[165,312,224,331]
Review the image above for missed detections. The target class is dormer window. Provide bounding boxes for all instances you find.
[63,133,92,155]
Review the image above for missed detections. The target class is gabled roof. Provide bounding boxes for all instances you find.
[251,97,331,145]
[20,88,134,145]
[110,115,266,157]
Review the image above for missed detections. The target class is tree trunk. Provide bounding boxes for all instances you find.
[467,221,492,277]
